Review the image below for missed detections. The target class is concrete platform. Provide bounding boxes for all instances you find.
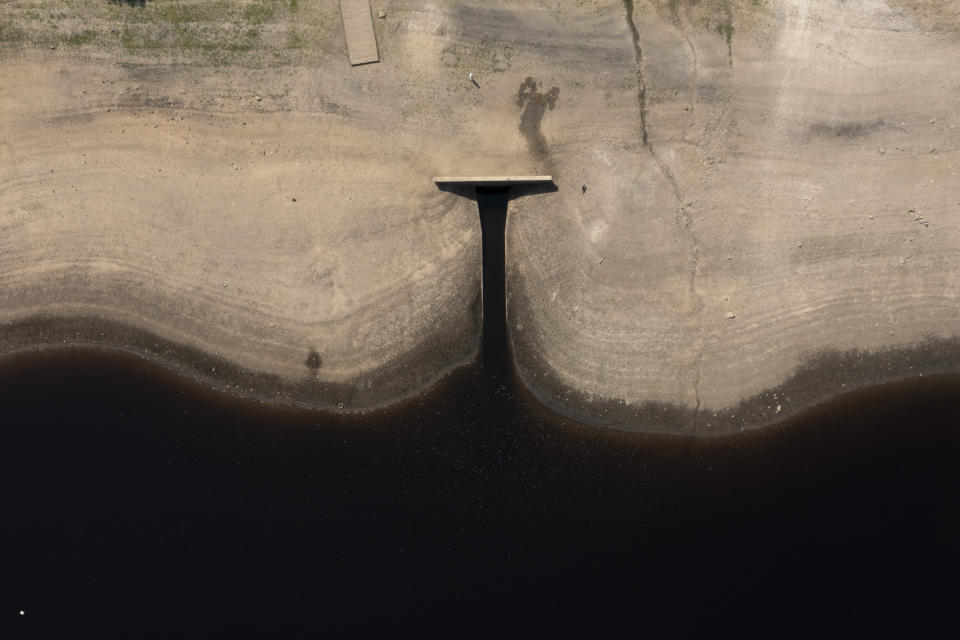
[434,176,553,186]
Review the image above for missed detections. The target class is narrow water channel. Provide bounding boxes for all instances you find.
[3,189,958,635]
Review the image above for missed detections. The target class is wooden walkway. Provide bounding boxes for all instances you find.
[339,0,379,66]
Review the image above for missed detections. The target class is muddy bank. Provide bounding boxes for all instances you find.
[511,290,960,433]
[0,313,477,412]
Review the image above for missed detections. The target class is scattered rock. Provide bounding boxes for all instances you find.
[775,404,782,414]
[256,95,262,102]
[725,312,736,319]
[378,9,386,19]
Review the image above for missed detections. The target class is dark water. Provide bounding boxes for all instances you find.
[4,192,959,636]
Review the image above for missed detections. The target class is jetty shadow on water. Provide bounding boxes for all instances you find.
[4,185,959,634]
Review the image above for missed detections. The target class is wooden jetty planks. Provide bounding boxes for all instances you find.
[339,0,379,66]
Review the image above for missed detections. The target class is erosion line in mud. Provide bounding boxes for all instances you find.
[623,1,704,426]
[622,0,648,147]
[683,35,698,126]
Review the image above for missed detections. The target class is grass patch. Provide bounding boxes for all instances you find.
[0,22,26,42]
[717,19,734,46]
[5,0,325,66]
[287,30,304,49]
[65,29,98,46]
[243,3,275,25]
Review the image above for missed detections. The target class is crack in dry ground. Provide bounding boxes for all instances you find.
[622,0,648,147]
[623,0,705,426]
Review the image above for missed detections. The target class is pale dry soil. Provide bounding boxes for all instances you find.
[1,0,959,431]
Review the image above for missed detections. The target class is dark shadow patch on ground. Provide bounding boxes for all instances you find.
[810,119,885,139]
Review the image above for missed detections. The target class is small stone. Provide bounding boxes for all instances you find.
[598,258,604,264]
[775,404,782,414]
[292,197,297,202]
[256,95,262,102]
[725,312,736,319]
[223,282,229,288]
[378,9,386,18]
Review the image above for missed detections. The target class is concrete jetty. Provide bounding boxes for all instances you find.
[434,176,553,187]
